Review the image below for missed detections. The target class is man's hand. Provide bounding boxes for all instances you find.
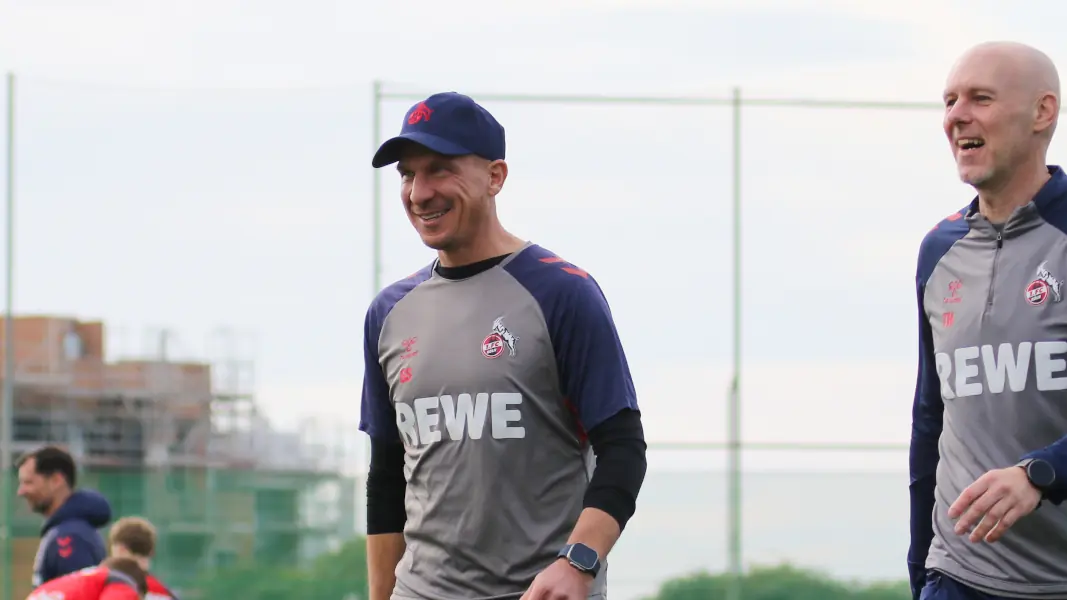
[948,466,1041,543]
[520,559,592,600]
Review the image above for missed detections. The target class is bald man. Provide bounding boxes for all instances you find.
[910,41,1067,600]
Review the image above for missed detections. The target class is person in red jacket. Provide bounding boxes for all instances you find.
[26,557,147,600]
[107,517,178,600]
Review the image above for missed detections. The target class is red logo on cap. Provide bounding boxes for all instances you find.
[408,102,433,125]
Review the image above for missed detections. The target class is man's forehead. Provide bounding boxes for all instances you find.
[396,150,487,172]
[945,50,1023,94]
[397,148,460,169]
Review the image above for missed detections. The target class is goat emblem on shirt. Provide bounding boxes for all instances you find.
[1036,260,1063,302]
[492,317,519,357]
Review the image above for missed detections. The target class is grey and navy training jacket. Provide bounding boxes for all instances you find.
[360,243,640,599]
[909,165,1067,599]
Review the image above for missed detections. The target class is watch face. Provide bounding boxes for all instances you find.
[1029,459,1057,488]
[569,544,598,570]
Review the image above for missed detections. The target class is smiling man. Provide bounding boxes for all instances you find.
[16,445,112,588]
[909,42,1067,600]
[360,92,647,600]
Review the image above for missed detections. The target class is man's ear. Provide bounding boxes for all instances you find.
[488,159,508,196]
[47,472,67,489]
[1035,91,1059,135]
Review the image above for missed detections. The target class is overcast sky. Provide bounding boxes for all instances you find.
[2,0,1067,475]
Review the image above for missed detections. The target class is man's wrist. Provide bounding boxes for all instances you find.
[1018,466,1037,486]
[1016,458,1056,499]
[557,542,601,578]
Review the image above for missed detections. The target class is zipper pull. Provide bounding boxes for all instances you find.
[997,232,1003,248]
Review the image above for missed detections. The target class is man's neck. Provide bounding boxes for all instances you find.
[978,160,1051,224]
[438,229,526,267]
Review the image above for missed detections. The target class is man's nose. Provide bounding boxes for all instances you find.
[408,174,435,205]
[946,101,971,126]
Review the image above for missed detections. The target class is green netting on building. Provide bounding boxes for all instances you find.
[8,467,358,595]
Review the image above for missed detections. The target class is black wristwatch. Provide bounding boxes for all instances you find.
[557,543,601,578]
[1018,458,1056,496]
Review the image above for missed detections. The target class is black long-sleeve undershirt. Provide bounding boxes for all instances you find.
[366,436,407,535]
[365,408,647,535]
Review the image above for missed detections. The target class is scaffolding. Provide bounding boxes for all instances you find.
[1,315,357,599]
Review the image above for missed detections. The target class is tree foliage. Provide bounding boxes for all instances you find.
[644,564,910,600]
[190,540,907,600]
[190,536,368,600]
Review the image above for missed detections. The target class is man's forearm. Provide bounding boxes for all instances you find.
[367,533,405,600]
[566,507,621,560]
[907,473,936,594]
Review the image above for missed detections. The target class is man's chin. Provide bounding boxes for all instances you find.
[418,232,455,252]
[959,167,994,188]
[420,238,448,252]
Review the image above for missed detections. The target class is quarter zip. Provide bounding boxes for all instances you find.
[983,231,1003,321]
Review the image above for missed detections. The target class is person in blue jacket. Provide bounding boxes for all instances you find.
[16,445,113,587]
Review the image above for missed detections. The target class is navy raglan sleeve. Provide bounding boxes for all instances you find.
[43,528,102,581]
[359,298,399,443]
[907,215,966,600]
[908,271,943,598]
[506,249,640,433]
[358,269,433,442]
[549,275,640,432]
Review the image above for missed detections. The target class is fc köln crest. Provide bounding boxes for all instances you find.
[1026,260,1063,306]
[482,317,518,359]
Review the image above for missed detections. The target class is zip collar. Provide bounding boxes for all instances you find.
[965,165,1067,241]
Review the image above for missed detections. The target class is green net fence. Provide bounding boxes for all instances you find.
[8,468,359,599]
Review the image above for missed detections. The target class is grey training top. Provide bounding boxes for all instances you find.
[910,165,1067,598]
[360,243,639,600]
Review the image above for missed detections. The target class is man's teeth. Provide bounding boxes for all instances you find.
[958,138,985,149]
[421,210,448,220]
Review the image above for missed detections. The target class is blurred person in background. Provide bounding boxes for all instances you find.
[16,445,113,587]
[361,91,647,600]
[26,557,148,600]
[909,41,1067,600]
[108,517,179,600]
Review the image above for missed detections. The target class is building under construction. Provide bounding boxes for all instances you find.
[2,315,357,599]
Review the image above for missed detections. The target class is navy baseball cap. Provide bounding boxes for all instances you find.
[371,92,506,168]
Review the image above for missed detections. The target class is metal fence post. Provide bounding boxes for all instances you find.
[371,79,383,298]
[1,70,16,600]
[362,79,384,600]
[726,85,743,600]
